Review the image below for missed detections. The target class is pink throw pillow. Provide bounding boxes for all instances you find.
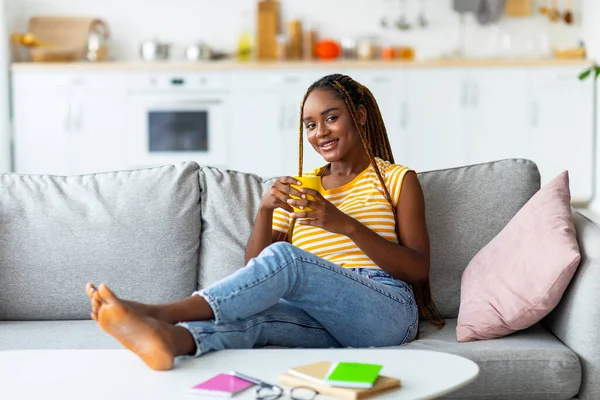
[456,170,580,342]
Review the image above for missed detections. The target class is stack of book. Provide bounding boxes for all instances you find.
[278,361,401,400]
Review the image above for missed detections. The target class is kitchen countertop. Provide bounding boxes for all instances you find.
[10,58,593,72]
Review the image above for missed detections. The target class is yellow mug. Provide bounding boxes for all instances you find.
[290,175,321,213]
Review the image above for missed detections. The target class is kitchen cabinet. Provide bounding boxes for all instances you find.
[69,88,127,174]
[229,72,284,177]
[464,68,532,165]
[403,68,468,172]
[346,70,408,164]
[528,67,595,203]
[230,69,331,177]
[13,84,72,174]
[10,64,596,204]
[12,72,127,175]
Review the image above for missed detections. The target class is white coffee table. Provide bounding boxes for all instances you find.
[0,348,478,399]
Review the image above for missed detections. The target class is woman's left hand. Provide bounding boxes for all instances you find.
[287,188,356,236]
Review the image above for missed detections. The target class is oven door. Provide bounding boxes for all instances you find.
[126,92,229,169]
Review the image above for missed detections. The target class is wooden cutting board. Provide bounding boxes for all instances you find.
[28,16,109,60]
[505,0,532,17]
[256,0,280,60]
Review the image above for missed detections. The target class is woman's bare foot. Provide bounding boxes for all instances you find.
[86,283,168,323]
[91,284,178,371]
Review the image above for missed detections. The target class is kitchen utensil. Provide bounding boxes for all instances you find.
[476,0,506,25]
[287,20,303,60]
[256,0,280,60]
[380,0,391,28]
[276,34,288,61]
[563,0,573,24]
[86,20,109,62]
[341,38,357,59]
[314,39,341,60]
[357,38,377,60]
[453,0,480,13]
[185,43,212,61]
[303,29,317,60]
[553,46,585,59]
[418,0,428,28]
[548,0,560,22]
[395,0,411,30]
[28,16,109,60]
[505,0,531,17]
[140,39,170,61]
[29,46,79,62]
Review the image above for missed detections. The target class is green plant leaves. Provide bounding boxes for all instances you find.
[579,69,591,80]
[579,65,600,81]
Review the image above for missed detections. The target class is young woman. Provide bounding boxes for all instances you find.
[86,73,444,371]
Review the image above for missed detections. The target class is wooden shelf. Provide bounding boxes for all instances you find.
[11,58,594,72]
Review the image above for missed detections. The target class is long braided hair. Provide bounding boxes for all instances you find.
[293,73,445,330]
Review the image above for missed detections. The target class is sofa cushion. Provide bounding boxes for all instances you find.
[197,166,275,289]
[457,171,580,342]
[419,159,540,318]
[404,319,581,399]
[0,162,201,320]
[0,321,120,350]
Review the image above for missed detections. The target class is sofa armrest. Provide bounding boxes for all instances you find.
[543,210,600,400]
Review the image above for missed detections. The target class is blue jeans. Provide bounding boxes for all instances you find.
[178,242,418,357]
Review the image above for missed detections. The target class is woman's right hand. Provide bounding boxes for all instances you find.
[260,176,304,212]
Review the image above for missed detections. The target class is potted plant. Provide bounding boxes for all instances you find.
[579,64,600,81]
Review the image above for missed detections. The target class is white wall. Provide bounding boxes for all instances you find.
[11,0,583,61]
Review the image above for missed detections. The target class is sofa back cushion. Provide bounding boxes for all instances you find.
[197,166,274,289]
[197,159,540,319]
[419,159,540,318]
[0,162,201,320]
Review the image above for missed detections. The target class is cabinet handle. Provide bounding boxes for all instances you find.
[400,101,408,129]
[279,103,286,131]
[288,102,299,130]
[73,102,83,132]
[284,76,300,84]
[373,76,391,84]
[530,102,540,128]
[470,81,479,107]
[64,102,73,132]
[461,80,468,108]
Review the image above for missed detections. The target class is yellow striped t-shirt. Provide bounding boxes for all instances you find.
[272,157,411,269]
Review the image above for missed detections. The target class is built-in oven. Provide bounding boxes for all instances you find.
[126,74,230,169]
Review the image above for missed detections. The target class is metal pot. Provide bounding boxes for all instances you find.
[140,39,170,61]
[185,43,212,62]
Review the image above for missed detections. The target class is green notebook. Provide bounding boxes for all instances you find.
[324,362,383,389]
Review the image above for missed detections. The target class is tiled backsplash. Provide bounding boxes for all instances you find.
[10,0,584,61]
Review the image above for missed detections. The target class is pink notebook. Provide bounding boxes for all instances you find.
[188,373,255,397]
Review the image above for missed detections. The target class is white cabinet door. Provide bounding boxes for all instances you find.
[346,70,407,164]
[13,86,72,174]
[465,68,531,165]
[529,67,595,203]
[68,88,128,175]
[13,73,128,175]
[229,72,285,177]
[404,69,468,172]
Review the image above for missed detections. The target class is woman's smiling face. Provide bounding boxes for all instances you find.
[302,88,366,163]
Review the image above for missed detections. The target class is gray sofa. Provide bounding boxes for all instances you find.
[0,159,598,399]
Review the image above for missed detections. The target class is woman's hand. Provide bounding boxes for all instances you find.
[260,176,304,212]
[288,188,357,236]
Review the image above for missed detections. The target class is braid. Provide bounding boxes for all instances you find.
[293,74,445,332]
